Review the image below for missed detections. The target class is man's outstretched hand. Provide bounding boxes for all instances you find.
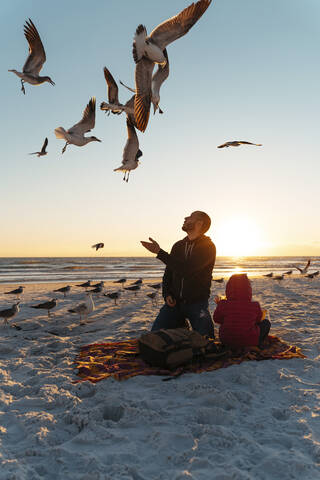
[140,237,161,254]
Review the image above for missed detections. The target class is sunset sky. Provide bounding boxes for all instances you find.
[1,0,320,257]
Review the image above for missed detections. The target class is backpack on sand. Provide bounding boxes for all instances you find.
[138,328,211,370]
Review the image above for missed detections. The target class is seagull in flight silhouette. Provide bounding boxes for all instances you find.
[29,137,48,157]
[132,0,212,132]
[54,97,101,154]
[292,259,311,274]
[217,141,262,149]
[9,19,55,94]
[92,243,104,251]
[114,118,143,182]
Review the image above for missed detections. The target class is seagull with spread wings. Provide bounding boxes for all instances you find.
[292,259,311,274]
[54,97,101,154]
[217,141,263,149]
[114,118,143,182]
[120,49,169,116]
[92,242,104,251]
[132,0,212,132]
[29,137,48,157]
[9,19,55,94]
[100,67,137,129]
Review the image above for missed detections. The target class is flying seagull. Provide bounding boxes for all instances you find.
[0,303,20,325]
[102,67,123,115]
[132,0,212,131]
[9,19,55,94]
[92,242,104,251]
[217,141,262,149]
[114,118,143,182]
[120,49,169,115]
[293,259,311,274]
[30,298,57,317]
[29,137,48,157]
[53,285,71,297]
[132,0,212,64]
[54,97,101,154]
[68,294,94,322]
[100,68,137,128]
[4,286,24,298]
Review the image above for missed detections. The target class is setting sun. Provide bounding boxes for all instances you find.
[215,217,262,257]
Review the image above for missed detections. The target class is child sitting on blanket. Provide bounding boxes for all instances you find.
[213,273,271,348]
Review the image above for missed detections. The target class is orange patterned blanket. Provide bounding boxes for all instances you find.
[74,335,305,383]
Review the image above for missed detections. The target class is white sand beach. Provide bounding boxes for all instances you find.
[0,276,320,479]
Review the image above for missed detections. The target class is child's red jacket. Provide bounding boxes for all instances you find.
[213,274,263,347]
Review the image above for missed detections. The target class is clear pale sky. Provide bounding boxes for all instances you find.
[1,0,320,257]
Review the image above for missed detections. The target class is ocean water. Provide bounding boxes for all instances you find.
[0,256,319,285]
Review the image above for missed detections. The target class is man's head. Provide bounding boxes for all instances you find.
[182,211,211,238]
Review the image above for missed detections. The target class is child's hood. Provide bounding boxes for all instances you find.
[226,274,252,301]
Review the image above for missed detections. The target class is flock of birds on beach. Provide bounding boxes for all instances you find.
[0,278,162,327]
[9,0,263,182]
[1,258,318,327]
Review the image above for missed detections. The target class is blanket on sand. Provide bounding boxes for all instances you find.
[74,335,305,383]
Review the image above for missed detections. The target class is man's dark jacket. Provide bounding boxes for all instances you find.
[157,235,216,304]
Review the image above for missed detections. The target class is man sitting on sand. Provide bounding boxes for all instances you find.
[141,211,216,337]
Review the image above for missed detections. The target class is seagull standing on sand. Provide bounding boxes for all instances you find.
[148,282,162,289]
[132,0,212,131]
[30,298,57,317]
[147,292,158,305]
[212,278,224,283]
[104,291,121,305]
[53,285,71,297]
[76,280,91,289]
[114,278,127,287]
[54,97,101,154]
[264,273,273,277]
[273,275,284,281]
[114,118,143,182]
[124,285,141,295]
[0,303,20,326]
[217,141,262,149]
[88,285,103,294]
[92,243,104,251]
[91,281,104,288]
[130,279,143,285]
[68,294,94,322]
[293,259,311,274]
[29,137,48,157]
[9,19,55,94]
[4,286,24,299]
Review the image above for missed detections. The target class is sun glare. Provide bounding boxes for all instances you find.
[216,217,261,257]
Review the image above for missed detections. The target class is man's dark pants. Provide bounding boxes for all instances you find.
[151,300,215,338]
